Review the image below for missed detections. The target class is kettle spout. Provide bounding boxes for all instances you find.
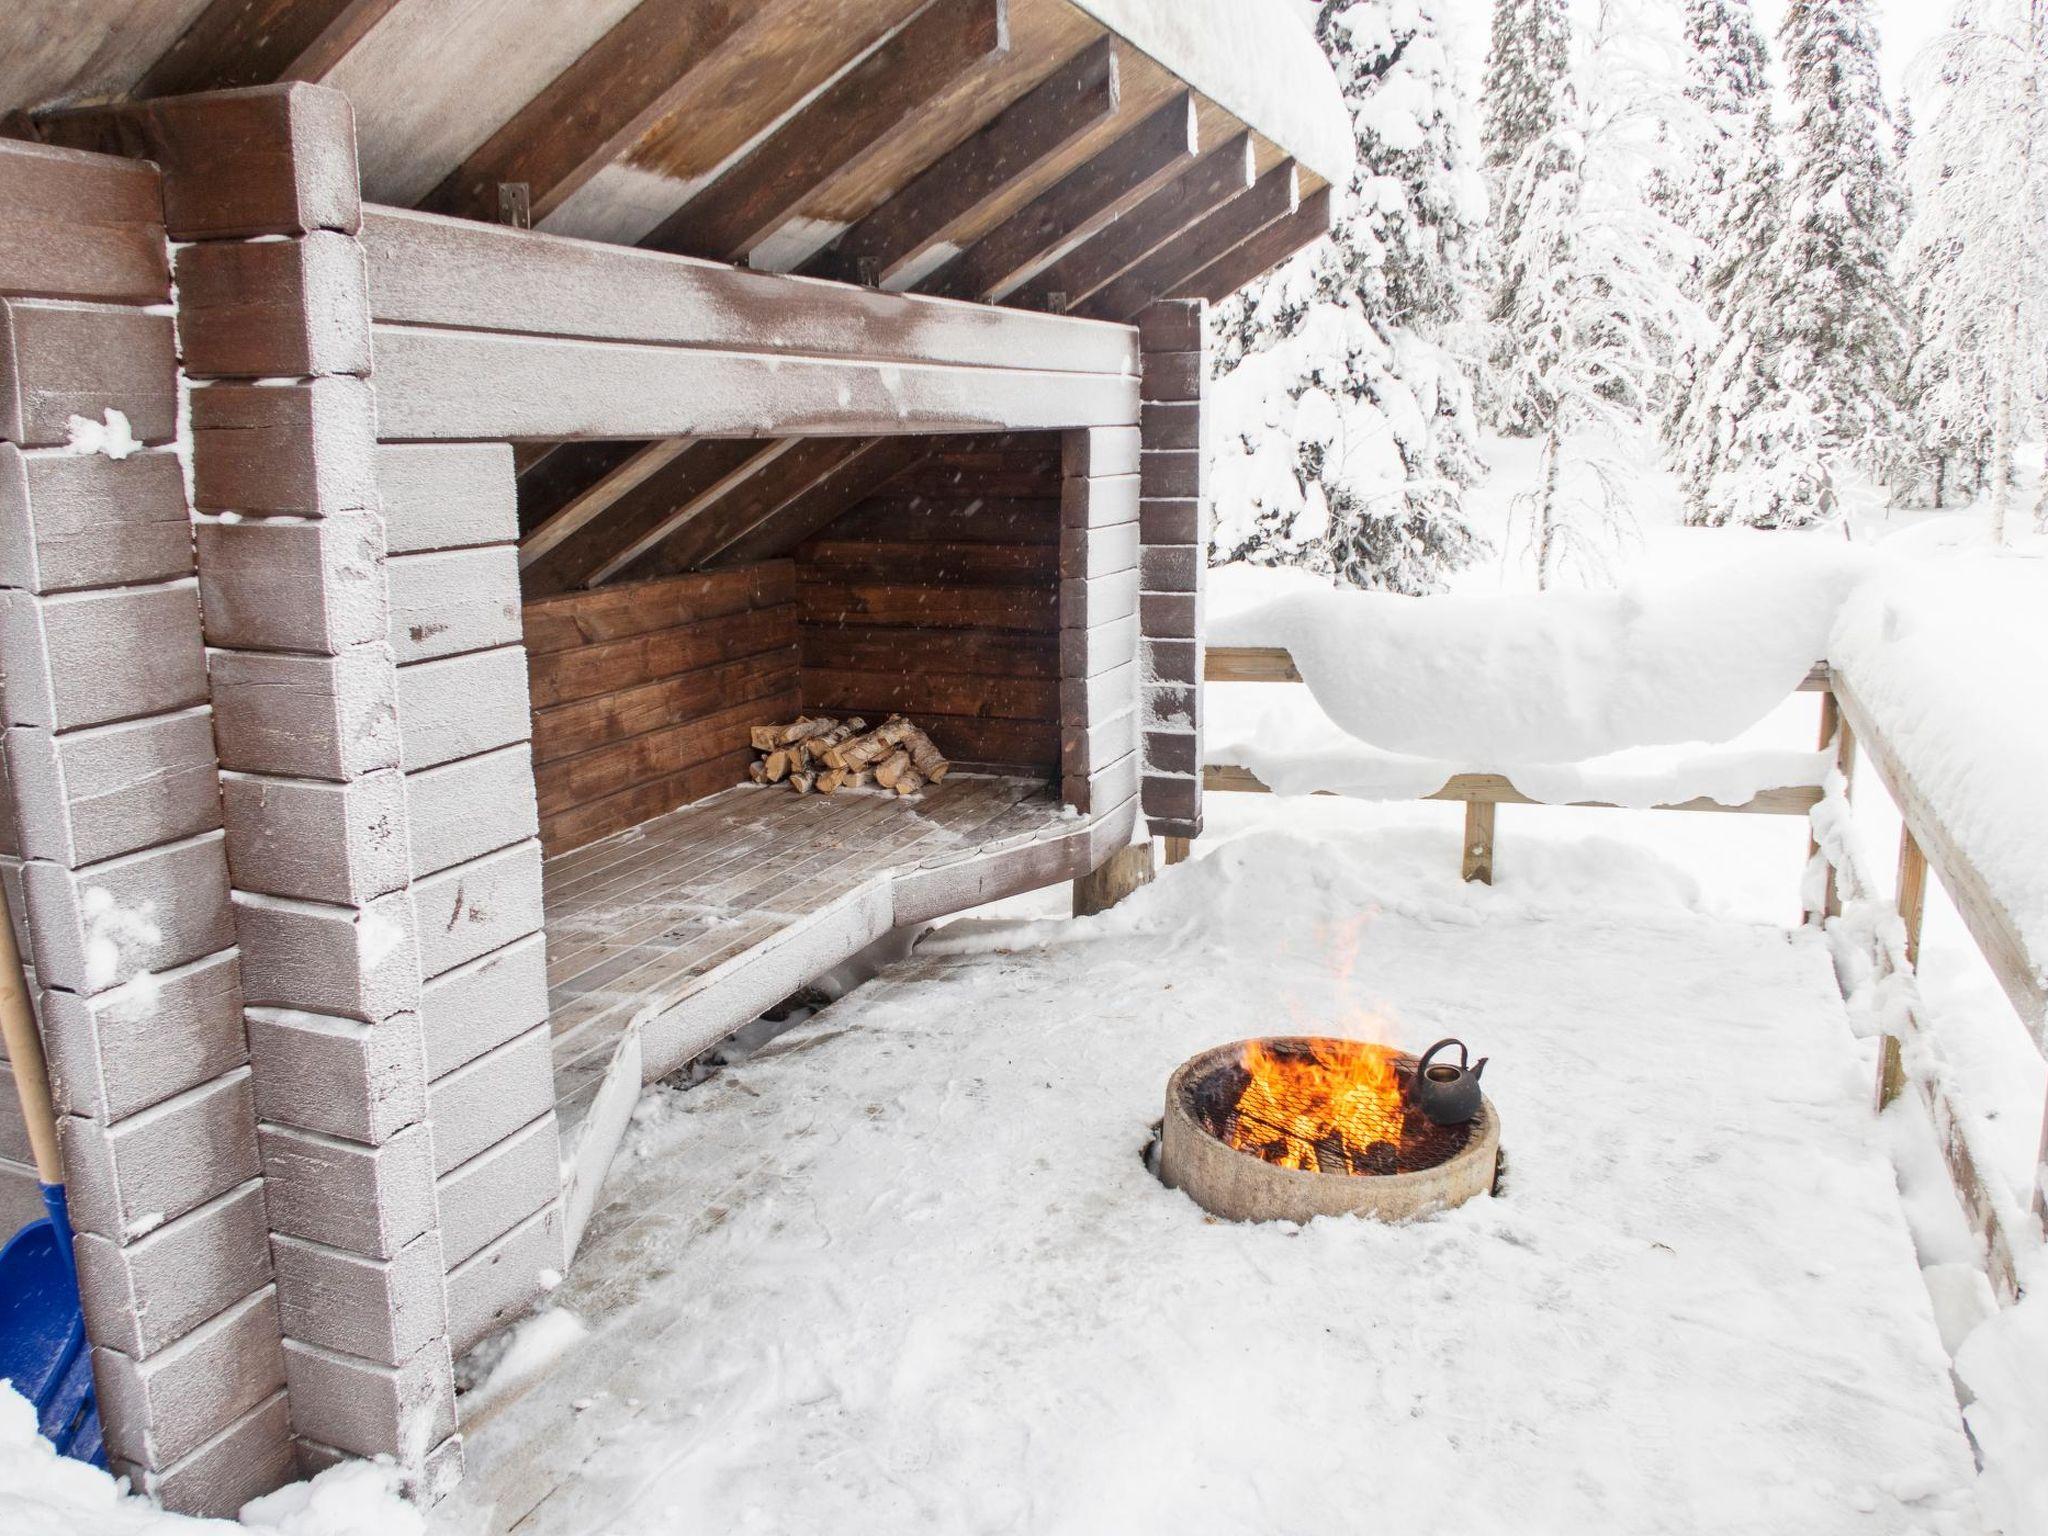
[1470,1056,1488,1081]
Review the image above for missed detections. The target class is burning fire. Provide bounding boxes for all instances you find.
[1218,1038,1445,1176]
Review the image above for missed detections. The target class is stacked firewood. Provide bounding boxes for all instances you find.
[746,714,951,796]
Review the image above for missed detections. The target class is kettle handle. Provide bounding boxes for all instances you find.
[1416,1038,1467,1078]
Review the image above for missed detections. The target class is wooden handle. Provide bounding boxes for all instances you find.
[0,879,61,1184]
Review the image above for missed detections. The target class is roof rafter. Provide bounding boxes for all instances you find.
[1080,158,1300,323]
[419,0,757,227]
[702,436,937,569]
[802,35,1120,288]
[1010,131,1255,312]
[914,90,1198,304]
[135,0,403,98]
[520,438,696,569]
[1175,184,1337,306]
[588,439,808,585]
[641,0,1011,264]
[524,440,772,595]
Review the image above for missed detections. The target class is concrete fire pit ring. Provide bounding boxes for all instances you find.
[1160,1038,1501,1224]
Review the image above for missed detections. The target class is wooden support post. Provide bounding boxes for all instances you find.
[0,133,298,1516]
[1462,801,1496,886]
[1897,824,1929,970]
[1876,825,1930,1110]
[1814,689,1856,922]
[1074,841,1155,917]
[1163,836,1192,867]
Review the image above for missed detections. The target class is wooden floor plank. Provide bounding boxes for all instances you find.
[540,774,1065,1122]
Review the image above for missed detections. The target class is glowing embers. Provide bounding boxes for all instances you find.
[1192,1037,1471,1177]
[1161,1037,1501,1223]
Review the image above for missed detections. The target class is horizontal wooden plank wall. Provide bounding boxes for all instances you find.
[796,436,1064,773]
[355,208,1141,442]
[525,564,800,854]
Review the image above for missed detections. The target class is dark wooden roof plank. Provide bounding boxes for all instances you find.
[687,436,932,570]
[523,439,768,594]
[588,439,809,585]
[520,438,694,569]
[136,0,404,98]
[914,90,1197,304]
[421,0,754,226]
[641,0,1011,264]
[1080,158,1299,323]
[1011,130,1254,311]
[1174,183,1337,305]
[802,34,1119,287]
[634,438,877,576]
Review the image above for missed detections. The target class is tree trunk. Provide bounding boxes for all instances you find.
[1991,297,2019,545]
[1534,427,1565,589]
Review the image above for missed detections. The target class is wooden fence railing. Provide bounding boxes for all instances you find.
[1202,647,1831,884]
[1198,643,2046,1303]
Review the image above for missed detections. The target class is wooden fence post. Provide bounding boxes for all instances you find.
[1163,835,1193,866]
[1814,688,1856,922]
[1876,826,1929,1110]
[1461,801,1496,886]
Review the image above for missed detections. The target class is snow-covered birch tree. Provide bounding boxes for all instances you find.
[1893,0,2048,537]
[1207,0,1491,594]
[1487,0,1700,584]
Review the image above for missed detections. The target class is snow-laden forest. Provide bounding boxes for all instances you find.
[1213,0,2048,592]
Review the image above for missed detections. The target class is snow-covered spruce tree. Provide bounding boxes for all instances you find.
[1480,0,1572,434]
[1657,0,1770,444]
[1773,0,1910,471]
[1893,1,2048,536]
[1488,0,1701,583]
[1670,0,1769,252]
[1680,106,1840,526]
[1207,0,1490,595]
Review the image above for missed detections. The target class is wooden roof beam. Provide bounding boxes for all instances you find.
[698,437,937,569]
[642,0,1011,264]
[1080,160,1301,324]
[421,0,755,227]
[1174,185,1338,306]
[519,438,695,569]
[587,440,808,586]
[135,0,404,97]
[1010,133,1255,312]
[630,438,876,577]
[914,92,1199,304]
[802,35,1120,288]
[523,441,771,595]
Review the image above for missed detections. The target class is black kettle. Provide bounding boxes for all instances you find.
[1413,1038,1487,1126]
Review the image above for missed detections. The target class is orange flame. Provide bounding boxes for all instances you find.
[1224,1038,1414,1175]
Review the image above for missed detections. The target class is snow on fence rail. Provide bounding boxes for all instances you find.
[1202,646,1832,884]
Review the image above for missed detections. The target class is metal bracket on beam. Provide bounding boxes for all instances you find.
[497,182,531,229]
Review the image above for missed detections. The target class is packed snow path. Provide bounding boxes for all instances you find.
[444,825,1979,1535]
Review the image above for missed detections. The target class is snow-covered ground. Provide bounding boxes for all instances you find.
[6,432,2044,1533]
[441,811,1979,1534]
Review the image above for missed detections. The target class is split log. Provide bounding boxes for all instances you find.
[874,748,914,790]
[817,767,847,794]
[791,769,817,794]
[894,767,926,796]
[901,724,950,782]
[763,749,791,783]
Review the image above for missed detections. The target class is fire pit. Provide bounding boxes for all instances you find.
[1160,1037,1500,1223]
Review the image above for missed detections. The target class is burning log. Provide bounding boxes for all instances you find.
[745,714,949,795]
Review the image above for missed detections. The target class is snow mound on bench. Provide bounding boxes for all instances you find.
[1208,544,1870,766]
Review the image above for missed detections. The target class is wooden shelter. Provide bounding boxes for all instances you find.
[0,0,1348,1514]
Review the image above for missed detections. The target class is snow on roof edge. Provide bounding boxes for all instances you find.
[1069,0,1355,189]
